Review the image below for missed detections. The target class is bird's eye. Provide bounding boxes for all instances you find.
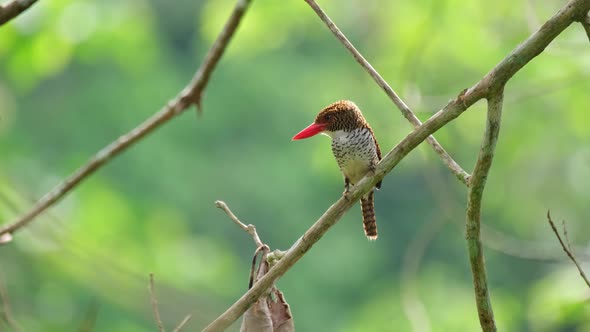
[325,115,332,121]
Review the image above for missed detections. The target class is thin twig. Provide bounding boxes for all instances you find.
[0,276,22,332]
[562,220,572,251]
[0,0,38,26]
[304,0,471,186]
[172,315,192,332]
[201,1,590,329]
[149,274,166,332]
[215,200,264,248]
[465,91,504,332]
[547,211,590,289]
[0,0,253,238]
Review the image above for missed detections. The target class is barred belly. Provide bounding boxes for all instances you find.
[330,128,378,184]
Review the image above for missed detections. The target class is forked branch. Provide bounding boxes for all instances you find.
[202,0,590,330]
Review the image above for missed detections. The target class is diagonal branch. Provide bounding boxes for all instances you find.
[0,0,253,238]
[465,91,504,332]
[202,85,474,332]
[304,0,471,186]
[202,1,590,329]
[0,0,38,26]
[547,211,590,289]
[148,274,193,332]
[172,315,192,332]
[149,273,166,332]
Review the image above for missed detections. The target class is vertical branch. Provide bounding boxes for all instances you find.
[149,274,166,332]
[465,90,504,332]
[581,11,590,42]
[0,0,38,26]
[172,315,192,332]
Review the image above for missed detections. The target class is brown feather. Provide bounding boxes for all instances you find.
[361,191,377,240]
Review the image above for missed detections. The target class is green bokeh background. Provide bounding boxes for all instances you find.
[1,0,590,331]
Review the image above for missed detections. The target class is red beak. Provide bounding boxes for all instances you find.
[292,123,326,140]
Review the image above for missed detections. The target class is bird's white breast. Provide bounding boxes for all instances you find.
[329,128,378,184]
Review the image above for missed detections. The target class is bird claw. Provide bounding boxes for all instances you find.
[342,189,351,201]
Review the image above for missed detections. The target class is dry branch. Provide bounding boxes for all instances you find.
[547,211,590,289]
[0,0,253,238]
[172,315,193,332]
[149,274,165,332]
[465,91,504,332]
[0,0,38,26]
[148,274,193,332]
[202,0,590,330]
[202,87,473,332]
[215,200,264,248]
[304,0,471,186]
[582,14,590,41]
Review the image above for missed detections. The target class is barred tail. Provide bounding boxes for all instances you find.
[360,191,377,240]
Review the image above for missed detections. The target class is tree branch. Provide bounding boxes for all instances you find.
[0,0,253,238]
[172,315,192,332]
[202,92,471,331]
[149,274,165,332]
[201,1,590,329]
[304,0,471,186]
[148,274,193,332]
[547,211,590,289]
[215,200,264,248]
[0,0,38,26]
[465,91,504,332]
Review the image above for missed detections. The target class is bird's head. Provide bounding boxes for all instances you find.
[292,100,366,140]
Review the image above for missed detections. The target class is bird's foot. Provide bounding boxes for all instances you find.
[342,189,351,201]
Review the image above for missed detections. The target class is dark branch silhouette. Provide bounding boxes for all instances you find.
[0,0,38,26]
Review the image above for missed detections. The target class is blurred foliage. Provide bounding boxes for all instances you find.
[1,0,590,331]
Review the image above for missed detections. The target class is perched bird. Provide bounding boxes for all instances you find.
[292,100,382,240]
